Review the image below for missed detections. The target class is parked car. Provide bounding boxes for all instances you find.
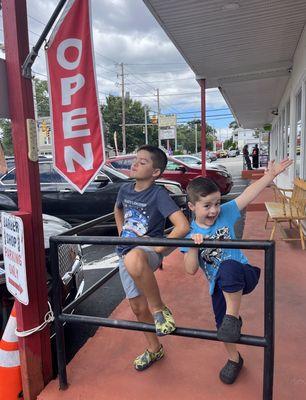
[174,154,206,167]
[0,161,186,225]
[0,213,84,335]
[216,149,228,158]
[228,149,237,157]
[206,151,218,161]
[173,155,228,173]
[106,155,233,194]
[172,155,228,173]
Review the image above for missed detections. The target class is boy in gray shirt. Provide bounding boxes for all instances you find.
[114,145,189,371]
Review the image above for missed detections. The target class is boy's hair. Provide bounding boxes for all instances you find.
[187,177,220,204]
[137,145,167,175]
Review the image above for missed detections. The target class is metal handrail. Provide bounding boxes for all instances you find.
[50,235,275,400]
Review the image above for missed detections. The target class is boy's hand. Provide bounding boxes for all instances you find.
[236,157,293,211]
[192,233,205,244]
[265,159,293,178]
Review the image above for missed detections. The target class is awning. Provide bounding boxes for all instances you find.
[143,0,306,129]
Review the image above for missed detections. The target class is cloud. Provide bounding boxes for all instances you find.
[0,0,232,128]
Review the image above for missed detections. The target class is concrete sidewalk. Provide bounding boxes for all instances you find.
[38,188,306,400]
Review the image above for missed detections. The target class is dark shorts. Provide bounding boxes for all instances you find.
[211,260,261,328]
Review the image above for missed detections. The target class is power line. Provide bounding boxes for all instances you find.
[130,92,200,97]
[125,77,196,85]
[28,15,47,26]
[174,108,229,114]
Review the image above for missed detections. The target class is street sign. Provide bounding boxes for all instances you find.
[1,212,29,305]
[46,0,105,193]
[160,127,176,140]
[0,59,10,118]
[159,114,177,127]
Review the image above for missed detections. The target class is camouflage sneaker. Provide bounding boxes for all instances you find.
[133,345,164,371]
[153,306,176,336]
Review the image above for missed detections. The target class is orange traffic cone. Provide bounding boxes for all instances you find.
[0,305,23,399]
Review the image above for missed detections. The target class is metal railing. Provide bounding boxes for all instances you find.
[50,236,275,400]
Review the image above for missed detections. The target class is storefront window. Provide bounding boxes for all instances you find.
[295,90,301,177]
[286,101,290,157]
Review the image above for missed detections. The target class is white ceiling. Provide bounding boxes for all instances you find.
[143,0,306,128]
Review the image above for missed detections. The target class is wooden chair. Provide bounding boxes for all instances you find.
[265,178,306,250]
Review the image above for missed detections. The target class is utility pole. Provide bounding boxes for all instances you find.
[156,88,161,148]
[120,62,126,154]
[195,123,197,153]
[144,105,148,144]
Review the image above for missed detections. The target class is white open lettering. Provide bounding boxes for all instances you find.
[62,108,90,139]
[64,144,93,172]
[61,74,85,106]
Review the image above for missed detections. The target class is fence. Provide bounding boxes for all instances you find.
[50,234,275,400]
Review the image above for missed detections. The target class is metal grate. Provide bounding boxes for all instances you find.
[57,244,79,278]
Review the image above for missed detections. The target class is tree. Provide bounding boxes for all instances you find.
[223,137,237,150]
[229,120,238,130]
[176,120,216,152]
[0,119,13,155]
[102,95,157,152]
[34,78,50,117]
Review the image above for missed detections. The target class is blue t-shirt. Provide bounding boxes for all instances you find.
[181,200,248,295]
[116,182,179,256]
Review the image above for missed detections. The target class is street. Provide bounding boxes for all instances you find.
[64,155,249,363]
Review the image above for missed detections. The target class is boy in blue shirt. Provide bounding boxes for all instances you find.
[115,145,189,371]
[181,158,292,384]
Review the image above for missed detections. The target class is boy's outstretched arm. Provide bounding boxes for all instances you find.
[235,159,293,211]
[184,234,203,275]
[155,210,190,255]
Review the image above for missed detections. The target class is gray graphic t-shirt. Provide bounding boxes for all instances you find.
[116,182,179,256]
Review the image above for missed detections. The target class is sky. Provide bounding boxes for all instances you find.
[0,0,234,139]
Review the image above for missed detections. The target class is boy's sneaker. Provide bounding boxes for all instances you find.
[133,345,164,371]
[153,306,176,336]
[217,315,242,343]
[219,353,244,384]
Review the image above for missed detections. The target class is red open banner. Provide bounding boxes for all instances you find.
[46,0,104,193]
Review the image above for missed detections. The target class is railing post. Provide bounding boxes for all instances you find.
[263,242,275,400]
[50,239,68,390]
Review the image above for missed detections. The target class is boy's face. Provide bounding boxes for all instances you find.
[130,150,161,181]
[188,191,221,227]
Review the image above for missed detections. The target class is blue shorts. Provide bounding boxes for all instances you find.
[118,246,163,299]
[211,260,261,328]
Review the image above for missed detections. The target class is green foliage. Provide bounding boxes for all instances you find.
[34,78,50,117]
[102,95,157,152]
[223,136,236,150]
[0,119,13,155]
[263,123,272,132]
[177,121,216,153]
[229,120,238,130]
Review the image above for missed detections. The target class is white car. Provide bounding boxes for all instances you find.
[173,155,229,173]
